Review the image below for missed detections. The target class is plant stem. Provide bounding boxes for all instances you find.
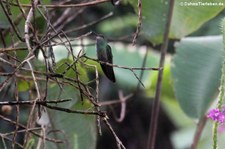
[191,115,207,149]
[212,17,225,149]
[147,0,175,149]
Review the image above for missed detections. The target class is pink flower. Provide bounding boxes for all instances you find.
[207,108,221,122]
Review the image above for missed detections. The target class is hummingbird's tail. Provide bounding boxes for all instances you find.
[100,64,116,83]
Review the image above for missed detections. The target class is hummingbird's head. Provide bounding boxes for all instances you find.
[96,35,104,41]
[91,31,104,38]
[96,35,107,46]
[92,31,107,47]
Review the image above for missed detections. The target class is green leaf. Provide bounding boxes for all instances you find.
[25,138,35,149]
[45,82,96,149]
[18,80,29,92]
[170,0,225,39]
[190,11,225,36]
[46,84,96,149]
[171,36,223,118]
[55,58,89,82]
[46,110,96,149]
[55,59,75,77]
[47,83,78,108]
[223,17,225,44]
[129,0,224,44]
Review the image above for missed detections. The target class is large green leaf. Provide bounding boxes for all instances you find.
[45,85,96,149]
[171,0,225,39]
[46,109,96,149]
[129,0,224,44]
[171,36,223,118]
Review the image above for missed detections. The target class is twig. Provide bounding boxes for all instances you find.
[0,99,71,106]
[99,93,132,106]
[4,128,41,137]
[136,47,148,91]
[3,0,110,8]
[0,115,64,143]
[1,136,7,149]
[0,0,24,42]
[64,12,114,34]
[16,0,27,19]
[0,29,7,47]
[102,117,126,149]
[111,91,133,122]
[84,56,161,71]
[44,104,106,116]
[0,133,23,148]
[147,0,175,149]
[84,55,161,88]
[82,61,102,135]
[0,47,27,52]
[132,0,142,45]
[23,0,41,147]
[11,79,20,149]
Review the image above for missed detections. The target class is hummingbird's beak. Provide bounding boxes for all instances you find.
[91,31,98,37]
[91,31,105,40]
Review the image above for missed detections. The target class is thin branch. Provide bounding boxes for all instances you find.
[0,115,64,143]
[132,0,142,45]
[82,61,102,135]
[102,117,126,149]
[84,55,161,88]
[23,1,41,147]
[111,91,133,122]
[2,0,110,8]
[44,104,106,116]
[136,47,148,91]
[0,99,71,106]
[0,133,23,148]
[0,47,27,52]
[99,93,132,106]
[64,12,113,34]
[84,56,161,71]
[11,79,20,149]
[147,0,175,149]
[0,0,25,42]
[15,0,27,19]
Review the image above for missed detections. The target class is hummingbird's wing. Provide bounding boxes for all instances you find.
[100,45,116,82]
[106,45,113,64]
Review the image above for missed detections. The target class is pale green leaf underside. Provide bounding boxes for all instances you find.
[171,36,223,118]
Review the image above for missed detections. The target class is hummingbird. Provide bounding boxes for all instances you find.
[96,35,116,82]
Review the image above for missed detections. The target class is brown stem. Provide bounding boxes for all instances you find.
[147,0,175,149]
[191,115,208,149]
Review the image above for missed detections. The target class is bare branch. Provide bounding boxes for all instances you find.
[2,0,110,8]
